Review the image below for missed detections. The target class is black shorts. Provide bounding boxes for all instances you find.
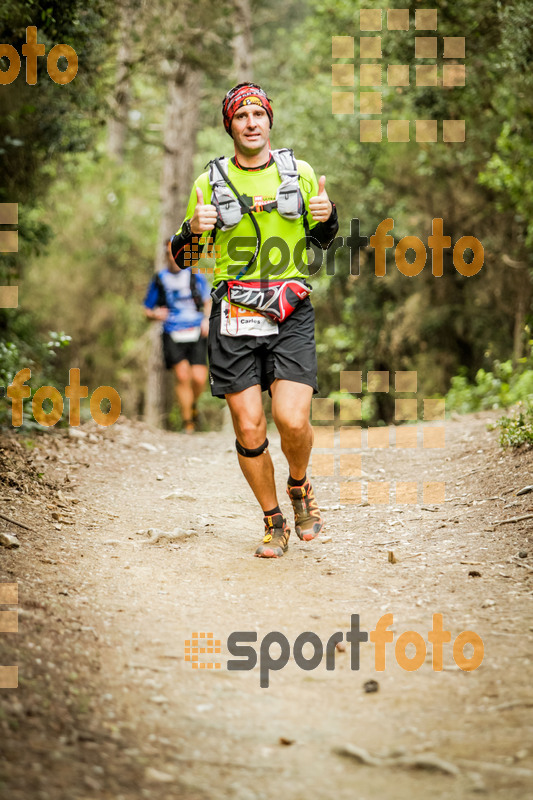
[162,332,207,369]
[207,297,319,398]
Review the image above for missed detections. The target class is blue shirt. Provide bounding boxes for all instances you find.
[144,269,210,333]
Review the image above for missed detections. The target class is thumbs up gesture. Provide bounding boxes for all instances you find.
[190,186,218,234]
[309,175,333,222]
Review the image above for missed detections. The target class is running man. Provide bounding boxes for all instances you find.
[144,240,211,432]
[170,83,338,555]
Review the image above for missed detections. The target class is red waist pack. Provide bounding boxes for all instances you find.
[226,279,312,323]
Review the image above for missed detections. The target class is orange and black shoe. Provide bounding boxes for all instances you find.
[254,513,290,558]
[287,480,324,541]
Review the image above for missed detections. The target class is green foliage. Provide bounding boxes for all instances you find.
[478,0,533,249]
[251,0,533,414]
[0,314,71,386]
[0,0,117,420]
[0,0,116,207]
[327,390,377,426]
[0,316,71,429]
[3,0,533,430]
[445,343,533,414]
[23,150,156,409]
[496,401,533,448]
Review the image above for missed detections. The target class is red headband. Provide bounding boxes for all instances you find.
[222,83,273,136]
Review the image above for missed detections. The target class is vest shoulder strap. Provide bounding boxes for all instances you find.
[270,148,299,178]
[209,156,230,187]
[206,149,304,228]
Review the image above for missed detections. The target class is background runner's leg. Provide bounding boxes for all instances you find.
[270,379,313,480]
[226,385,278,512]
[191,363,208,404]
[173,360,195,426]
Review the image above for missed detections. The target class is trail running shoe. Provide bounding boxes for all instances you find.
[287,480,324,541]
[254,513,290,558]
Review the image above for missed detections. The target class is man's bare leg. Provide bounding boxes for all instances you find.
[173,361,195,430]
[190,363,208,426]
[271,379,323,540]
[270,379,314,479]
[225,384,278,512]
[191,364,208,402]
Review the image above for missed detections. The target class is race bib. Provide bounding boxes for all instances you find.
[220,299,279,337]
[170,327,201,343]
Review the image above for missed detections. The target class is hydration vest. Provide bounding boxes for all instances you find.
[207,148,305,231]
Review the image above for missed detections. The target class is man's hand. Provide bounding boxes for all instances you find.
[309,175,333,222]
[190,187,218,235]
[149,307,169,321]
[200,317,209,338]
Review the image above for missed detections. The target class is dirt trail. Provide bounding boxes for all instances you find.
[1,413,532,800]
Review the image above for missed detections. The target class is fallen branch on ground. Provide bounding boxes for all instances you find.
[456,759,533,778]
[336,744,459,776]
[495,513,533,526]
[510,558,533,572]
[488,700,533,712]
[336,744,533,780]
[0,511,34,531]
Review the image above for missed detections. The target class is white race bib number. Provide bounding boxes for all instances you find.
[170,327,201,343]
[220,299,279,337]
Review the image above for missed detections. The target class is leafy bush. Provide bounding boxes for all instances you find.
[496,402,533,448]
[326,390,377,426]
[445,342,533,414]
[0,320,71,429]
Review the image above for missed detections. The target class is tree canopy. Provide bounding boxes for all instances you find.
[1,0,531,426]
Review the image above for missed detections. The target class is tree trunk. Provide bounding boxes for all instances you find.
[512,274,530,366]
[145,323,166,428]
[107,0,136,161]
[157,66,202,267]
[233,0,253,82]
[144,64,202,428]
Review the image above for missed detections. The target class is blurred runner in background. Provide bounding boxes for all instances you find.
[144,240,211,433]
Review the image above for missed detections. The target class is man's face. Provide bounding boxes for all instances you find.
[166,245,179,273]
[231,105,270,156]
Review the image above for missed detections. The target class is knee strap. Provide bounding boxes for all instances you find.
[235,437,269,458]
